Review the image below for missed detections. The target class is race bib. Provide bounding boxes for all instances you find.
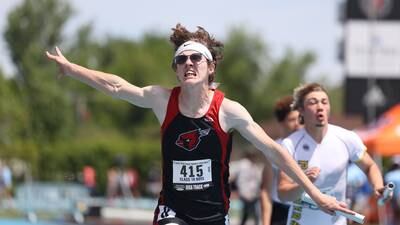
[172,159,213,191]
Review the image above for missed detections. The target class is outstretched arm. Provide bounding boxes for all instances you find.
[220,99,354,215]
[278,167,320,201]
[46,47,169,122]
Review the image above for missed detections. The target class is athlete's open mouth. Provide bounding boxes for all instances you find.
[184,71,196,78]
[316,113,324,121]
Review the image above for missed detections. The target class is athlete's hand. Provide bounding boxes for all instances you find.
[45,46,71,78]
[315,193,355,216]
[374,186,385,197]
[375,185,393,204]
[305,167,320,183]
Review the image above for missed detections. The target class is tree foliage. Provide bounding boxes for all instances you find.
[5,0,75,144]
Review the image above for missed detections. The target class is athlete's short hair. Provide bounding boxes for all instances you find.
[292,83,327,110]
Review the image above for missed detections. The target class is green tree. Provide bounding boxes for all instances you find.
[252,49,316,119]
[217,27,316,121]
[0,72,39,165]
[3,0,77,179]
[4,0,75,143]
[218,27,267,110]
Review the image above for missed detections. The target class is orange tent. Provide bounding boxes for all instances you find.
[356,104,400,156]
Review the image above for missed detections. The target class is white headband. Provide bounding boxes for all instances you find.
[174,41,213,61]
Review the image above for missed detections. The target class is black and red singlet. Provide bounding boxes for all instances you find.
[153,87,233,225]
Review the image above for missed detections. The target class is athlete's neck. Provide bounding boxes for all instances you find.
[179,85,214,118]
[305,124,328,143]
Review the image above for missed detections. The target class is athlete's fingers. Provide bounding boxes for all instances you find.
[45,51,56,60]
[338,200,348,208]
[335,201,355,215]
[317,194,353,216]
[305,167,319,175]
[305,167,320,182]
[375,186,386,197]
[307,167,320,173]
[55,46,63,56]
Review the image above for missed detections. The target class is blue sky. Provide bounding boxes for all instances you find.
[0,0,345,85]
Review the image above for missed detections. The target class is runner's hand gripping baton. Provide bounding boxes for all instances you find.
[301,193,365,224]
[377,182,395,206]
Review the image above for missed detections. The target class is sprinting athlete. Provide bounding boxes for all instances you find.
[278,83,387,225]
[46,24,355,225]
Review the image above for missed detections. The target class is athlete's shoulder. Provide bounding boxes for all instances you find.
[220,98,248,116]
[282,128,306,151]
[328,124,350,133]
[328,124,357,137]
[287,128,306,141]
[143,85,171,97]
[219,98,254,131]
[143,85,172,122]
[275,137,283,144]
[328,124,362,143]
[214,88,225,96]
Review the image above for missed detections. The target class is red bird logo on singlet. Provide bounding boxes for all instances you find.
[175,128,211,151]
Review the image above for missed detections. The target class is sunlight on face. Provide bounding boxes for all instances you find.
[302,91,330,127]
[175,50,210,86]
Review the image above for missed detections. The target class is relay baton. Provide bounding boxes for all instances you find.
[301,193,365,224]
[377,182,395,206]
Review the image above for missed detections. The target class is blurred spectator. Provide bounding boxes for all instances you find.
[384,155,400,225]
[107,155,135,199]
[0,162,13,207]
[82,165,96,196]
[230,151,263,225]
[125,167,140,197]
[106,167,119,199]
[146,163,162,198]
[107,165,140,199]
